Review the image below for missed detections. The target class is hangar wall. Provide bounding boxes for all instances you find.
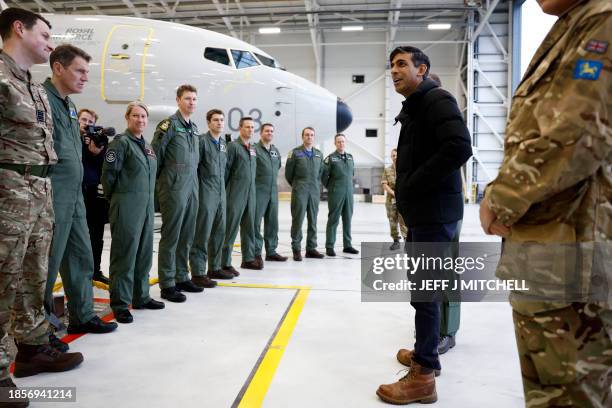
[254,30,464,194]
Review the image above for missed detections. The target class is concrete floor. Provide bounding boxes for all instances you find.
[18,201,524,407]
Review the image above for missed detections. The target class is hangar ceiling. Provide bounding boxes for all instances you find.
[5,0,488,37]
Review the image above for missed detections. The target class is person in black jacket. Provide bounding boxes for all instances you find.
[79,108,110,285]
[376,46,472,405]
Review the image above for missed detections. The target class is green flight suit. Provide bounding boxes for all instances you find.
[42,79,95,326]
[254,141,282,257]
[285,145,323,252]
[102,131,157,312]
[190,132,227,274]
[151,112,199,289]
[440,219,461,337]
[221,139,257,266]
[321,150,355,249]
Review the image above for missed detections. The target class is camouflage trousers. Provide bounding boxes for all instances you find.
[0,170,53,380]
[385,201,407,240]
[512,303,612,408]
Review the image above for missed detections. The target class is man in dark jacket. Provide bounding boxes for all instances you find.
[376,46,472,405]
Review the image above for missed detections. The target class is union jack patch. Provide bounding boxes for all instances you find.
[585,39,608,54]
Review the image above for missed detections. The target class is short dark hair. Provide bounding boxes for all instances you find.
[206,109,224,122]
[50,44,91,69]
[176,84,197,98]
[260,123,274,132]
[78,108,98,122]
[239,116,254,127]
[301,127,315,137]
[334,133,345,141]
[389,46,430,79]
[0,8,51,41]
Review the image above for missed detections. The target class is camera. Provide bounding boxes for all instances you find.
[85,125,116,148]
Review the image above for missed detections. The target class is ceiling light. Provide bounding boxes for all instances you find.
[342,26,364,31]
[428,23,451,30]
[259,27,281,34]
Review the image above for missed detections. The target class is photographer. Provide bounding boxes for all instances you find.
[79,108,111,285]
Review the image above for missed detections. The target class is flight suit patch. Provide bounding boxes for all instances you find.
[159,120,170,131]
[145,147,156,157]
[324,157,330,164]
[105,150,117,163]
[287,151,293,158]
[220,144,227,152]
[270,150,279,158]
[69,107,78,119]
[250,147,256,156]
[585,40,608,54]
[572,60,603,80]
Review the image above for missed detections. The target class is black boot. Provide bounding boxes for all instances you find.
[160,287,187,303]
[67,316,118,334]
[114,309,133,324]
[438,335,456,355]
[326,248,336,256]
[176,280,204,293]
[92,271,110,286]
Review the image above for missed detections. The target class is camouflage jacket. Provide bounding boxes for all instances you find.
[381,165,398,204]
[484,0,611,312]
[0,50,57,165]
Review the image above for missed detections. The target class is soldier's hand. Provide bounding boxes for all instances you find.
[489,221,510,238]
[479,199,496,234]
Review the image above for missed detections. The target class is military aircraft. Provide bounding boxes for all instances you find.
[9,12,353,152]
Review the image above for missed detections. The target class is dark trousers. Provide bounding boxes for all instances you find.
[407,221,458,371]
[83,185,109,274]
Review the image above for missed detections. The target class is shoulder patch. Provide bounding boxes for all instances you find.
[105,150,117,163]
[585,40,608,55]
[573,59,603,80]
[324,157,329,164]
[287,151,293,158]
[158,119,170,131]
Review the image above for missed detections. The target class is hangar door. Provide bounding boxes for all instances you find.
[101,25,153,103]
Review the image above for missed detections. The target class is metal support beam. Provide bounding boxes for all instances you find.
[121,0,143,17]
[211,0,239,38]
[473,0,500,39]
[387,0,402,46]
[304,0,322,84]
[32,0,54,13]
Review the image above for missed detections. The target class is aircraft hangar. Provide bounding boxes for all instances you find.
[1,1,606,408]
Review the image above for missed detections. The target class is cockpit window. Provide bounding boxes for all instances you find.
[204,47,230,66]
[254,53,277,68]
[231,50,260,69]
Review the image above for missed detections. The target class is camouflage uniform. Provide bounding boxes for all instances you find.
[484,1,612,406]
[381,165,407,240]
[0,50,57,380]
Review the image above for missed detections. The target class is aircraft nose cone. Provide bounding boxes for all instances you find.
[336,98,352,133]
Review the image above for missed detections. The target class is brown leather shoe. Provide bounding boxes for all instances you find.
[254,255,264,268]
[293,250,302,261]
[305,249,324,258]
[397,349,441,377]
[209,268,234,280]
[241,260,263,270]
[13,343,84,378]
[266,253,288,262]
[192,275,218,288]
[376,360,437,405]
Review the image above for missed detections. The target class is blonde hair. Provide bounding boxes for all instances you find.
[125,101,149,118]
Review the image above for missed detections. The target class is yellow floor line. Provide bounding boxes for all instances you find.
[238,287,310,407]
[54,276,309,406]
